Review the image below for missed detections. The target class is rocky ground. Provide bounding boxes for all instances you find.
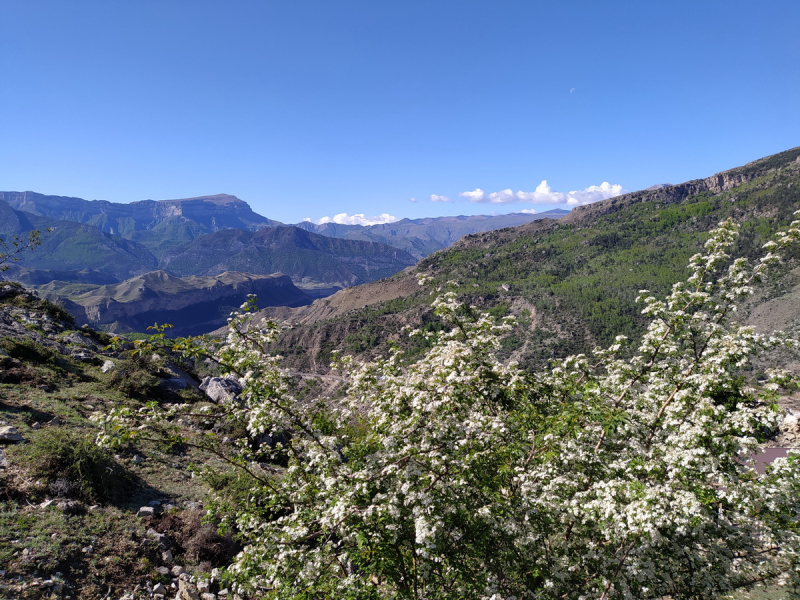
[0,283,252,599]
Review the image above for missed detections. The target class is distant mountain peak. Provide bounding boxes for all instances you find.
[135,194,244,206]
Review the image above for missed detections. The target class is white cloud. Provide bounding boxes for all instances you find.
[519,208,538,214]
[429,194,450,202]
[409,197,417,203]
[459,180,625,207]
[315,212,398,226]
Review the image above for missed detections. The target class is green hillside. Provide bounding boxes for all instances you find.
[159,226,418,290]
[272,146,800,372]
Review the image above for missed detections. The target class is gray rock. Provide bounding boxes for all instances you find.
[147,528,172,548]
[201,593,216,600]
[136,506,155,517]
[171,565,186,576]
[153,582,167,595]
[56,500,82,514]
[62,332,102,349]
[101,360,116,373]
[69,349,98,364]
[200,376,242,404]
[178,579,201,600]
[0,426,24,444]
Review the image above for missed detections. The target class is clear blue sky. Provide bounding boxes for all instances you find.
[1,1,798,224]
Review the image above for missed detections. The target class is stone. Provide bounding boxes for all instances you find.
[0,426,24,443]
[101,360,116,373]
[201,593,216,600]
[156,566,171,576]
[147,528,171,548]
[153,582,167,595]
[162,549,174,563]
[171,565,186,576]
[69,349,97,363]
[56,500,82,514]
[199,376,242,404]
[178,579,201,600]
[136,506,155,517]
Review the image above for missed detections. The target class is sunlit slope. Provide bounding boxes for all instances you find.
[268,146,800,372]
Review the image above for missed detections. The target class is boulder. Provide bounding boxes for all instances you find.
[0,426,24,444]
[178,579,201,600]
[200,376,242,404]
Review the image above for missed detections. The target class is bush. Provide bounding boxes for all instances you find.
[0,336,62,367]
[105,359,162,397]
[97,218,800,599]
[12,429,134,503]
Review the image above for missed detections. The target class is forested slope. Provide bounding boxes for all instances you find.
[269,146,800,372]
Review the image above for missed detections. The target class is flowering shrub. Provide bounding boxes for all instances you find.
[96,217,800,599]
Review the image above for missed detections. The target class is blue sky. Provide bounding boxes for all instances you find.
[1,1,798,224]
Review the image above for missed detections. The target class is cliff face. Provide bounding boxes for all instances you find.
[564,146,800,224]
[49,271,312,336]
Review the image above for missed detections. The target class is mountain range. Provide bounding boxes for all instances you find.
[0,190,569,332]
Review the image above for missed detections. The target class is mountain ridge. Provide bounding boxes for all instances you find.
[264,145,800,373]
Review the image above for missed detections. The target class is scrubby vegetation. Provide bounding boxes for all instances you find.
[9,429,134,503]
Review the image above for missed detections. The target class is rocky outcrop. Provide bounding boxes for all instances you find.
[564,145,800,224]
